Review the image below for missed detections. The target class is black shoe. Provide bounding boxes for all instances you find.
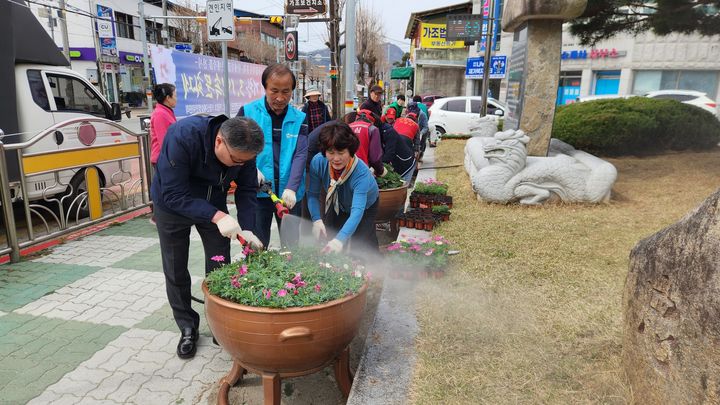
[212,336,218,346]
[177,327,199,359]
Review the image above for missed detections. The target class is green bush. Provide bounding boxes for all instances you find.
[552,97,720,156]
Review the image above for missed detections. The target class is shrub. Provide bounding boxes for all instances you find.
[552,97,720,156]
[375,163,405,189]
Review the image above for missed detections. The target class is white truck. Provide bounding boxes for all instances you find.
[4,64,133,208]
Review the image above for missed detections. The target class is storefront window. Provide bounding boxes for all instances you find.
[633,70,718,98]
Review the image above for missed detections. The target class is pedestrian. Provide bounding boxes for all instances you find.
[149,83,177,224]
[359,84,384,117]
[385,95,406,117]
[237,64,308,248]
[151,115,265,360]
[307,122,380,256]
[301,87,331,133]
[149,83,177,169]
[345,110,386,176]
[405,100,429,160]
[379,116,416,183]
[412,95,429,117]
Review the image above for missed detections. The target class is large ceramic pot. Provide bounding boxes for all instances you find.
[202,281,368,405]
[376,184,408,223]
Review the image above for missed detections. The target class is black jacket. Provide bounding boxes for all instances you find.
[150,115,257,229]
[380,123,415,178]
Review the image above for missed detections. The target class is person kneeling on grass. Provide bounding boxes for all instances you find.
[307,122,380,256]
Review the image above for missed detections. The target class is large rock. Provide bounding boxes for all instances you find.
[623,189,720,403]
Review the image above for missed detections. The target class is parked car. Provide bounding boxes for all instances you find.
[576,94,635,103]
[421,94,445,108]
[428,96,506,135]
[644,90,719,117]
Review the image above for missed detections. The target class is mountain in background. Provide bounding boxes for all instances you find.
[301,42,405,66]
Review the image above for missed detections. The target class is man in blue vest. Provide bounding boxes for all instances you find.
[237,64,308,248]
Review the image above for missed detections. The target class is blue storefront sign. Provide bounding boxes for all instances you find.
[465,56,507,79]
[480,0,503,52]
[149,45,266,117]
[175,44,193,53]
[96,5,117,57]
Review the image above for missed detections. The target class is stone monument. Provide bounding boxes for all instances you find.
[501,0,587,156]
[623,189,720,403]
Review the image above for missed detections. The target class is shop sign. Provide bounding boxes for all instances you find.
[149,45,265,117]
[420,23,464,49]
[465,56,507,79]
[286,0,326,16]
[562,48,626,60]
[96,5,117,57]
[121,52,145,64]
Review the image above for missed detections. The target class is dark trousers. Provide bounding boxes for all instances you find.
[155,206,229,331]
[326,198,379,257]
[255,197,301,248]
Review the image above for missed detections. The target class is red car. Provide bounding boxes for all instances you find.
[422,95,445,108]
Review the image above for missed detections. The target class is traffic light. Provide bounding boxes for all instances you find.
[269,16,283,25]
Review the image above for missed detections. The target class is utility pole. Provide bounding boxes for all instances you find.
[162,0,169,45]
[46,6,55,41]
[480,0,494,116]
[89,0,105,99]
[329,0,340,118]
[139,1,153,114]
[344,0,356,113]
[58,0,70,60]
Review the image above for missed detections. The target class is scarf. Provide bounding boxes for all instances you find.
[325,157,358,215]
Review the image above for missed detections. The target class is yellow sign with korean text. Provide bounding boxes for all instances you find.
[420,23,464,49]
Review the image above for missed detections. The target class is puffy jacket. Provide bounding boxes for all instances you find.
[349,120,384,174]
[149,103,176,164]
[150,115,257,228]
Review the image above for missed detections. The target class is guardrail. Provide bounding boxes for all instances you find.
[0,118,152,262]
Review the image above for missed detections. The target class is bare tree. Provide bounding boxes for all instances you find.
[324,0,345,118]
[355,5,384,90]
[170,1,204,54]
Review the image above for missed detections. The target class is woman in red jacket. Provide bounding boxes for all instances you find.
[150,83,177,167]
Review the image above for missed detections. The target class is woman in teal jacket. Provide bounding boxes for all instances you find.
[307,122,379,255]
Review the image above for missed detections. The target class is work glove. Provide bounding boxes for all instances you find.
[239,230,264,250]
[312,220,327,241]
[322,238,343,254]
[379,166,388,177]
[281,189,297,209]
[256,169,265,187]
[216,215,242,239]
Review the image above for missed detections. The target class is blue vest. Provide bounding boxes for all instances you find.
[243,99,306,200]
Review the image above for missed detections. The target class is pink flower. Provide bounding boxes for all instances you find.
[314,284,321,292]
[425,248,435,256]
[286,254,293,261]
[411,244,422,252]
[210,255,225,262]
[277,289,287,297]
[387,244,400,251]
[231,275,241,288]
[296,280,307,288]
[264,289,272,299]
[292,273,303,284]
[366,272,372,280]
[242,245,254,256]
[285,282,296,290]
[238,264,248,275]
[293,289,299,295]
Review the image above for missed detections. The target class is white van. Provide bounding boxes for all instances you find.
[6,64,131,206]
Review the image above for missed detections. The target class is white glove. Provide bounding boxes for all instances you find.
[256,169,265,186]
[322,238,343,254]
[239,230,264,250]
[281,189,297,209]
[216,215,242,239]
[379,166,388,177]
[312,220,327,241]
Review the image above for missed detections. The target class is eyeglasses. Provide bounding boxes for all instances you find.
[220,137,252,165]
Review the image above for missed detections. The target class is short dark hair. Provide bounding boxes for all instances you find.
[318,122,360,156]
[261,64,296,90]
[370,85,383,94]
[412,95,422,102]
[397,95,406,102]
[219,117,265,154]
[342,112,357,124]
[153,83,176,104]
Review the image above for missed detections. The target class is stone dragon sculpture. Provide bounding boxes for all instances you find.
[464,130,617,205]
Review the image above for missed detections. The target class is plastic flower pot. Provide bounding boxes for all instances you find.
[203,281,368,405]
[397,217,406,227]
[424,221,434,231]
[414,220,424,230]
[406,218,415,228]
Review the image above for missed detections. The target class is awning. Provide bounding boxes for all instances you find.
[390,67,414,80]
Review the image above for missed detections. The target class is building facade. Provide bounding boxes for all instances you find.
[557,28,720,105]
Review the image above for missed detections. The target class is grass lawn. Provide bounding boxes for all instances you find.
[410,140,720,404]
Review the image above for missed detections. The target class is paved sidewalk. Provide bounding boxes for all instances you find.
[0,209,354,404]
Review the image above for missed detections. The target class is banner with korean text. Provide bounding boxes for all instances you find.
[149,45,266,117]
[420,23,464,49]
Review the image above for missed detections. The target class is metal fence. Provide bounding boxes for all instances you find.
[0,118,152,262]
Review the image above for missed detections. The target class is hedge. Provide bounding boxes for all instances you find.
[551,97,720,156]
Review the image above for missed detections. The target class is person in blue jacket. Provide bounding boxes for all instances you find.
[151,115,264,360]
[308,121,380,255]
[237,64,308,248]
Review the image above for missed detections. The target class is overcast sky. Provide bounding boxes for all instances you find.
[230,0,466,52]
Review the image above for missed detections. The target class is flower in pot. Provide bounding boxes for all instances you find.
[375,164,408,225]
[384,235,453,279]
[432,205,451,221]
[414,178,448,196]
[204,248,369,404]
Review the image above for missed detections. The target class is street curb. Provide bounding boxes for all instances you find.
[0,206,151,264]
